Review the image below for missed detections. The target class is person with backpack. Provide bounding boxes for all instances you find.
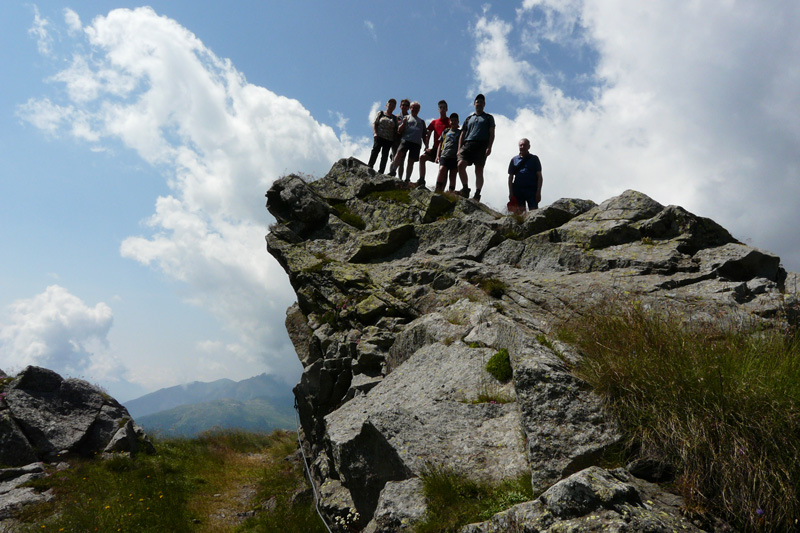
[368,98,399,174]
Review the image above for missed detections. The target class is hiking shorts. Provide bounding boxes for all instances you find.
[399,140,422,162]
[421,148,437,161]
[458,140,489,167]
[439,156,458,170]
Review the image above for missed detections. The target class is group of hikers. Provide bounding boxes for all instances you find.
[367,93,543,211]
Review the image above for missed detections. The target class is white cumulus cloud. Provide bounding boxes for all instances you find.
[0,286,119,379]
[17,7,368,383]
[471,15,533,96]
[64,8,82,35]
[474,1,800,270]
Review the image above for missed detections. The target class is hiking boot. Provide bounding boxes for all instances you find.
[459,187,471,198]
[473,191,482,201]
[414,179,426,189]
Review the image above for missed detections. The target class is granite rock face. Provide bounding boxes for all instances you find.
[266,158,796,532]
[0,366,154,465]
[0,366,154,522]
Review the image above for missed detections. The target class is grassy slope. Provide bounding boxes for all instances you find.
[16,430,326,533]
[559,298,800,532]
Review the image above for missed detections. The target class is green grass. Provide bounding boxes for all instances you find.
[365,189,411,204]
[474,277,508,299]
[17,429,324,533]
[415,466,533,532]
[329,202,366,230]
[559,299,800,532]
[486,348,512,382]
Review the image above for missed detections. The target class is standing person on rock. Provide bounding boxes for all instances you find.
[508,138,543,212]
[392,99,411,179]
[389,101,426,183]
[415,100,451,188]
[435,112,460,193]
[457,93,495,201]
[368,98,399,174]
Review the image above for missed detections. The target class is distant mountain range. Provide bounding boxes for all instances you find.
[124,373,296,437]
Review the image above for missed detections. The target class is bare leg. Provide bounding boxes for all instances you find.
[457,160,469,188]
[448,168,458,190]
[391,149,407,177]
[418,153,428,181]
[475,165,485,191]
[435,165,447,191]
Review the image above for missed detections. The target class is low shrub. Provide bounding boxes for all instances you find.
[486,348,512,382]
[476,277,508,298]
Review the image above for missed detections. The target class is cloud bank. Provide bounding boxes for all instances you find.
[18,7,366,386]
[471,1,800,269]
[0,286,119,379]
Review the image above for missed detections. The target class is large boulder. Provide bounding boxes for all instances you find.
[266,159,794,531]
[1,366,153,465]
[462,466,703,532]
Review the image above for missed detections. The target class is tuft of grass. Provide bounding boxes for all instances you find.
[471,389,514,405]
[16,430,324,533]
[474,277,508,299]
[415,466,532,532]
[535,333,554,351]
[365,189,411,204]
[486,348,512,382]
[559,299,800,532]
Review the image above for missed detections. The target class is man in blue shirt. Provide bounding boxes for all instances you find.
[507,138,543,211]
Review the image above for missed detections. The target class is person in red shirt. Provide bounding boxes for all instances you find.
[415,100,450,188]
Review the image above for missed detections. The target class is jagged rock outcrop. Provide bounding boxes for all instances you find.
[0,366,154,521]
[266,158,797,532]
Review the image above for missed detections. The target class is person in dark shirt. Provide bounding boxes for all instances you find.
[507,138,543,211]
[457,93,495,201]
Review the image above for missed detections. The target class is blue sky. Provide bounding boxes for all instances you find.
[2,1,799,401]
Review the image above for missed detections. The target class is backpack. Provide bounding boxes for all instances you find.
[375,111,398,141]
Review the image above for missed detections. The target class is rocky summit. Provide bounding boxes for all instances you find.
[266,158,798,532]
